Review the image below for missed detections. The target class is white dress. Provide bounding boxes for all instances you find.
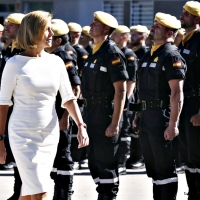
[0,52,76,196]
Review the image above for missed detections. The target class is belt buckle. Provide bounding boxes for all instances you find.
[142,100,146,110]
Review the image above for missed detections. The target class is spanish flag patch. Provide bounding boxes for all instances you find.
[112,57,121,65]
[128,56,134,61]
[82,55,88,59]
[67,50,73,55]
[173,61,182,68]
[65,61,73,69]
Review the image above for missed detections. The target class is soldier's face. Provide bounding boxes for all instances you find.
[89,18,107,38]
[180,9,197,29]
[149,21,168,42]
[4,22,19,39]
[131,31,141,46]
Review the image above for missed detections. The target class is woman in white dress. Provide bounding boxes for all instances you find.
[0,10,89,200]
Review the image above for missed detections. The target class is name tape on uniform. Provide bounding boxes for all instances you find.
[149,63,156,68]
[142,62,147,67]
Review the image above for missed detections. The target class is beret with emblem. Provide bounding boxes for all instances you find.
[68,22,82,32]
[82,26,90,36]
[114,25,130,33]
[130,25,148,33]
[0,24,4,31]
[6,13,25,25]
[183,1,200,17]
[94,11,118,28]
[155,12,181,29]
[51,19,69,36]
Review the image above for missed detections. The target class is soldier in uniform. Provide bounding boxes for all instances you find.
[67,22,89,169]
[110,25,138,175]
[0,13,25,200]
[81,11,128,200]
[134,13,186,199]
[68,22,88,75]
[178,1,200,199]
[79,26,93,54]
[45,19,83,200]
[126,25,150,169]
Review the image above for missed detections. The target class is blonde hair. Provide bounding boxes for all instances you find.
[16,10,52,49]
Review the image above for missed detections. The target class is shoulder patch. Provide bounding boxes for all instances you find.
[67,50,73,55]
[112,57,121,65]
[173,61,182,68]
[128,56,134,61]
[65,61,73,69]
[82,54,88,59]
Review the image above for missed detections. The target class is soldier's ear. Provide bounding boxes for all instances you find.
[194,16,200,25]
[56,38,62,45]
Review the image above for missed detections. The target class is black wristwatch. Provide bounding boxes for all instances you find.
[0,135,5,140]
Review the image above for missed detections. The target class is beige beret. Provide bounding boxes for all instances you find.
[130,25,148,33]
[68,22,82,32]
[94,11,118,28]
[51,19,69,36]
[0,24,4,31]
[6,13,25,25]
[82,26,90,36]
[183,1,200,17]
[155,12,181,29]
[114,25,130,33]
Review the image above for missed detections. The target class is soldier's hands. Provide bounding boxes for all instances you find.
[132,112,140,134]
[0,142,6,164]
[164,125,179,140]
[190,114,200,126]
[105,124,119,137]
[59,110,70,130]
[77,126,89,148]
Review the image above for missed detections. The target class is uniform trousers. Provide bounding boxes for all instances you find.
[87,124,120,197]
[51,129,74,192]
[179,96,200,198]
[139,126,178,200]
[117,112,132,166]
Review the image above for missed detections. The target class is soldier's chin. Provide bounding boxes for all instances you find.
[148,34,154,40]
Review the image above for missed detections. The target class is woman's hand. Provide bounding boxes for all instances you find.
[0,142,6,164]
[77,126,89,148]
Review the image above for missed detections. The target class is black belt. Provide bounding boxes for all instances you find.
[129,100,169,111]
[184,90,200,98]
[78,97,113,107]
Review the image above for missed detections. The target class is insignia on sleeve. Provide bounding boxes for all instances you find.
[65,61,73,69]
[67,50,73,55]
[154,57,158,62]
[128,56,134,61]
[112,57,121,65]
[82,55,88,59]
[173,61,182,68]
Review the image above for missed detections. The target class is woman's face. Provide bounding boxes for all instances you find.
[39,19,54,49]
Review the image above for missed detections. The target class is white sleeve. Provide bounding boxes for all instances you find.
[0,58,18,106]
[59,62,76,108]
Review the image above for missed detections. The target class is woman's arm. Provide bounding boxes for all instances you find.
[0,105,9,164]
[64,99,89,148]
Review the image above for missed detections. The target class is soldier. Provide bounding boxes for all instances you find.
[68,22,88,75]
[126,24,150,169]
[110,25,138,175]
[79,26,93,53]
[0,13,25,200]
[81,11,128,200]
[130,25,149,59]
[178,1,200,199]
[45,19,82,200]
[133,13,186,199]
